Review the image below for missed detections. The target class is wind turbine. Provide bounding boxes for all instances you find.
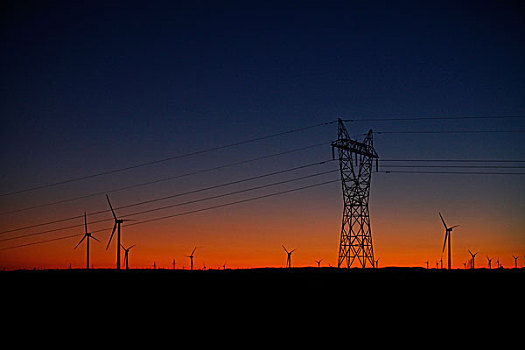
[315,259,323,268]
[439,212,459,270]
[487,256,493,269]
[187,247,197,270]
[74,212,100,269]
[468,249,478,269]
[106,194,133,270]
[512,255,519,269]
[121,243,135,270]
[282,245,295,268]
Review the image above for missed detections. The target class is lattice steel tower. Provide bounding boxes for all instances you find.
[332,118,379,268]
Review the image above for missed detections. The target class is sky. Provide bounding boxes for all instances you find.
[1,0,524,270]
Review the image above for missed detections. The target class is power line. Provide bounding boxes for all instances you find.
[3,156,523,237]
[0,141,328,216]
[3,116,523,197]
[0,159,335,236]
[376,130,525,134]
[379,170,525,175]
[0,233,84,251]
[120,169,338,221]
[380,159,525,162]
[124,178,339,228]
[381,165,525,169]
[344,115,525,122]
[0,165,337,241]
[0,178,340,251]
[0,120,336,197]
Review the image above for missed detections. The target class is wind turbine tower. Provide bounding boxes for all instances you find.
[439,212,459,270]
[187,247,197,271]
[121,243,135,270]
[282,245,295,268]
[74,212,100,269]
[332,118,379,268]
[106,194,132,270]
[468,250,478,269]
[487,256,493,269]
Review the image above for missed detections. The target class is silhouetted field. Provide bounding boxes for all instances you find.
[3,267,522,298]
[3,267,523,327]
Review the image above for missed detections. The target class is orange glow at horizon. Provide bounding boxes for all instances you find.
[2,191,524,271]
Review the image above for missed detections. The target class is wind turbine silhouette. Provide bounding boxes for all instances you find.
[121,243,135,270]
[74,212,100,269]
[315,259,323,268]
[512,255,519,268]
[487,256,493,269]
[439,212,459,270]
[187,247,197,270]
[468,249,478,269]
[282,245,295,268]
[105,194,133,270]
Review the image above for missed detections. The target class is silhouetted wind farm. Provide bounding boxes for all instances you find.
[2,2,525,318]
[1,119,523,273]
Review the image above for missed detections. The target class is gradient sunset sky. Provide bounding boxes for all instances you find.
[1,0,524,270]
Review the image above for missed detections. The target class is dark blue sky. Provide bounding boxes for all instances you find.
[2,0,524,189]
[2,1,524,165]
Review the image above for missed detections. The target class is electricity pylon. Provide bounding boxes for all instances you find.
[332,118,379,268]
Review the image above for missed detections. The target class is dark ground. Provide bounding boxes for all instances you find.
[2,267,522,336]
[3,266,522,301]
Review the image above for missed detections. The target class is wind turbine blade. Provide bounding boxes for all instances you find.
[442,231,449,253]
[106,194,117,220]
[129,244,136,250]
[439,212,448,229]
[91,235,101,243]
[282,245,289,253]
[106,223,117,250]
[290,249,296,253]
[468,249,473,256]
[84,212,88,234]
[74,234,87,249]
[191,247,197,255]
[450,225,460,230]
